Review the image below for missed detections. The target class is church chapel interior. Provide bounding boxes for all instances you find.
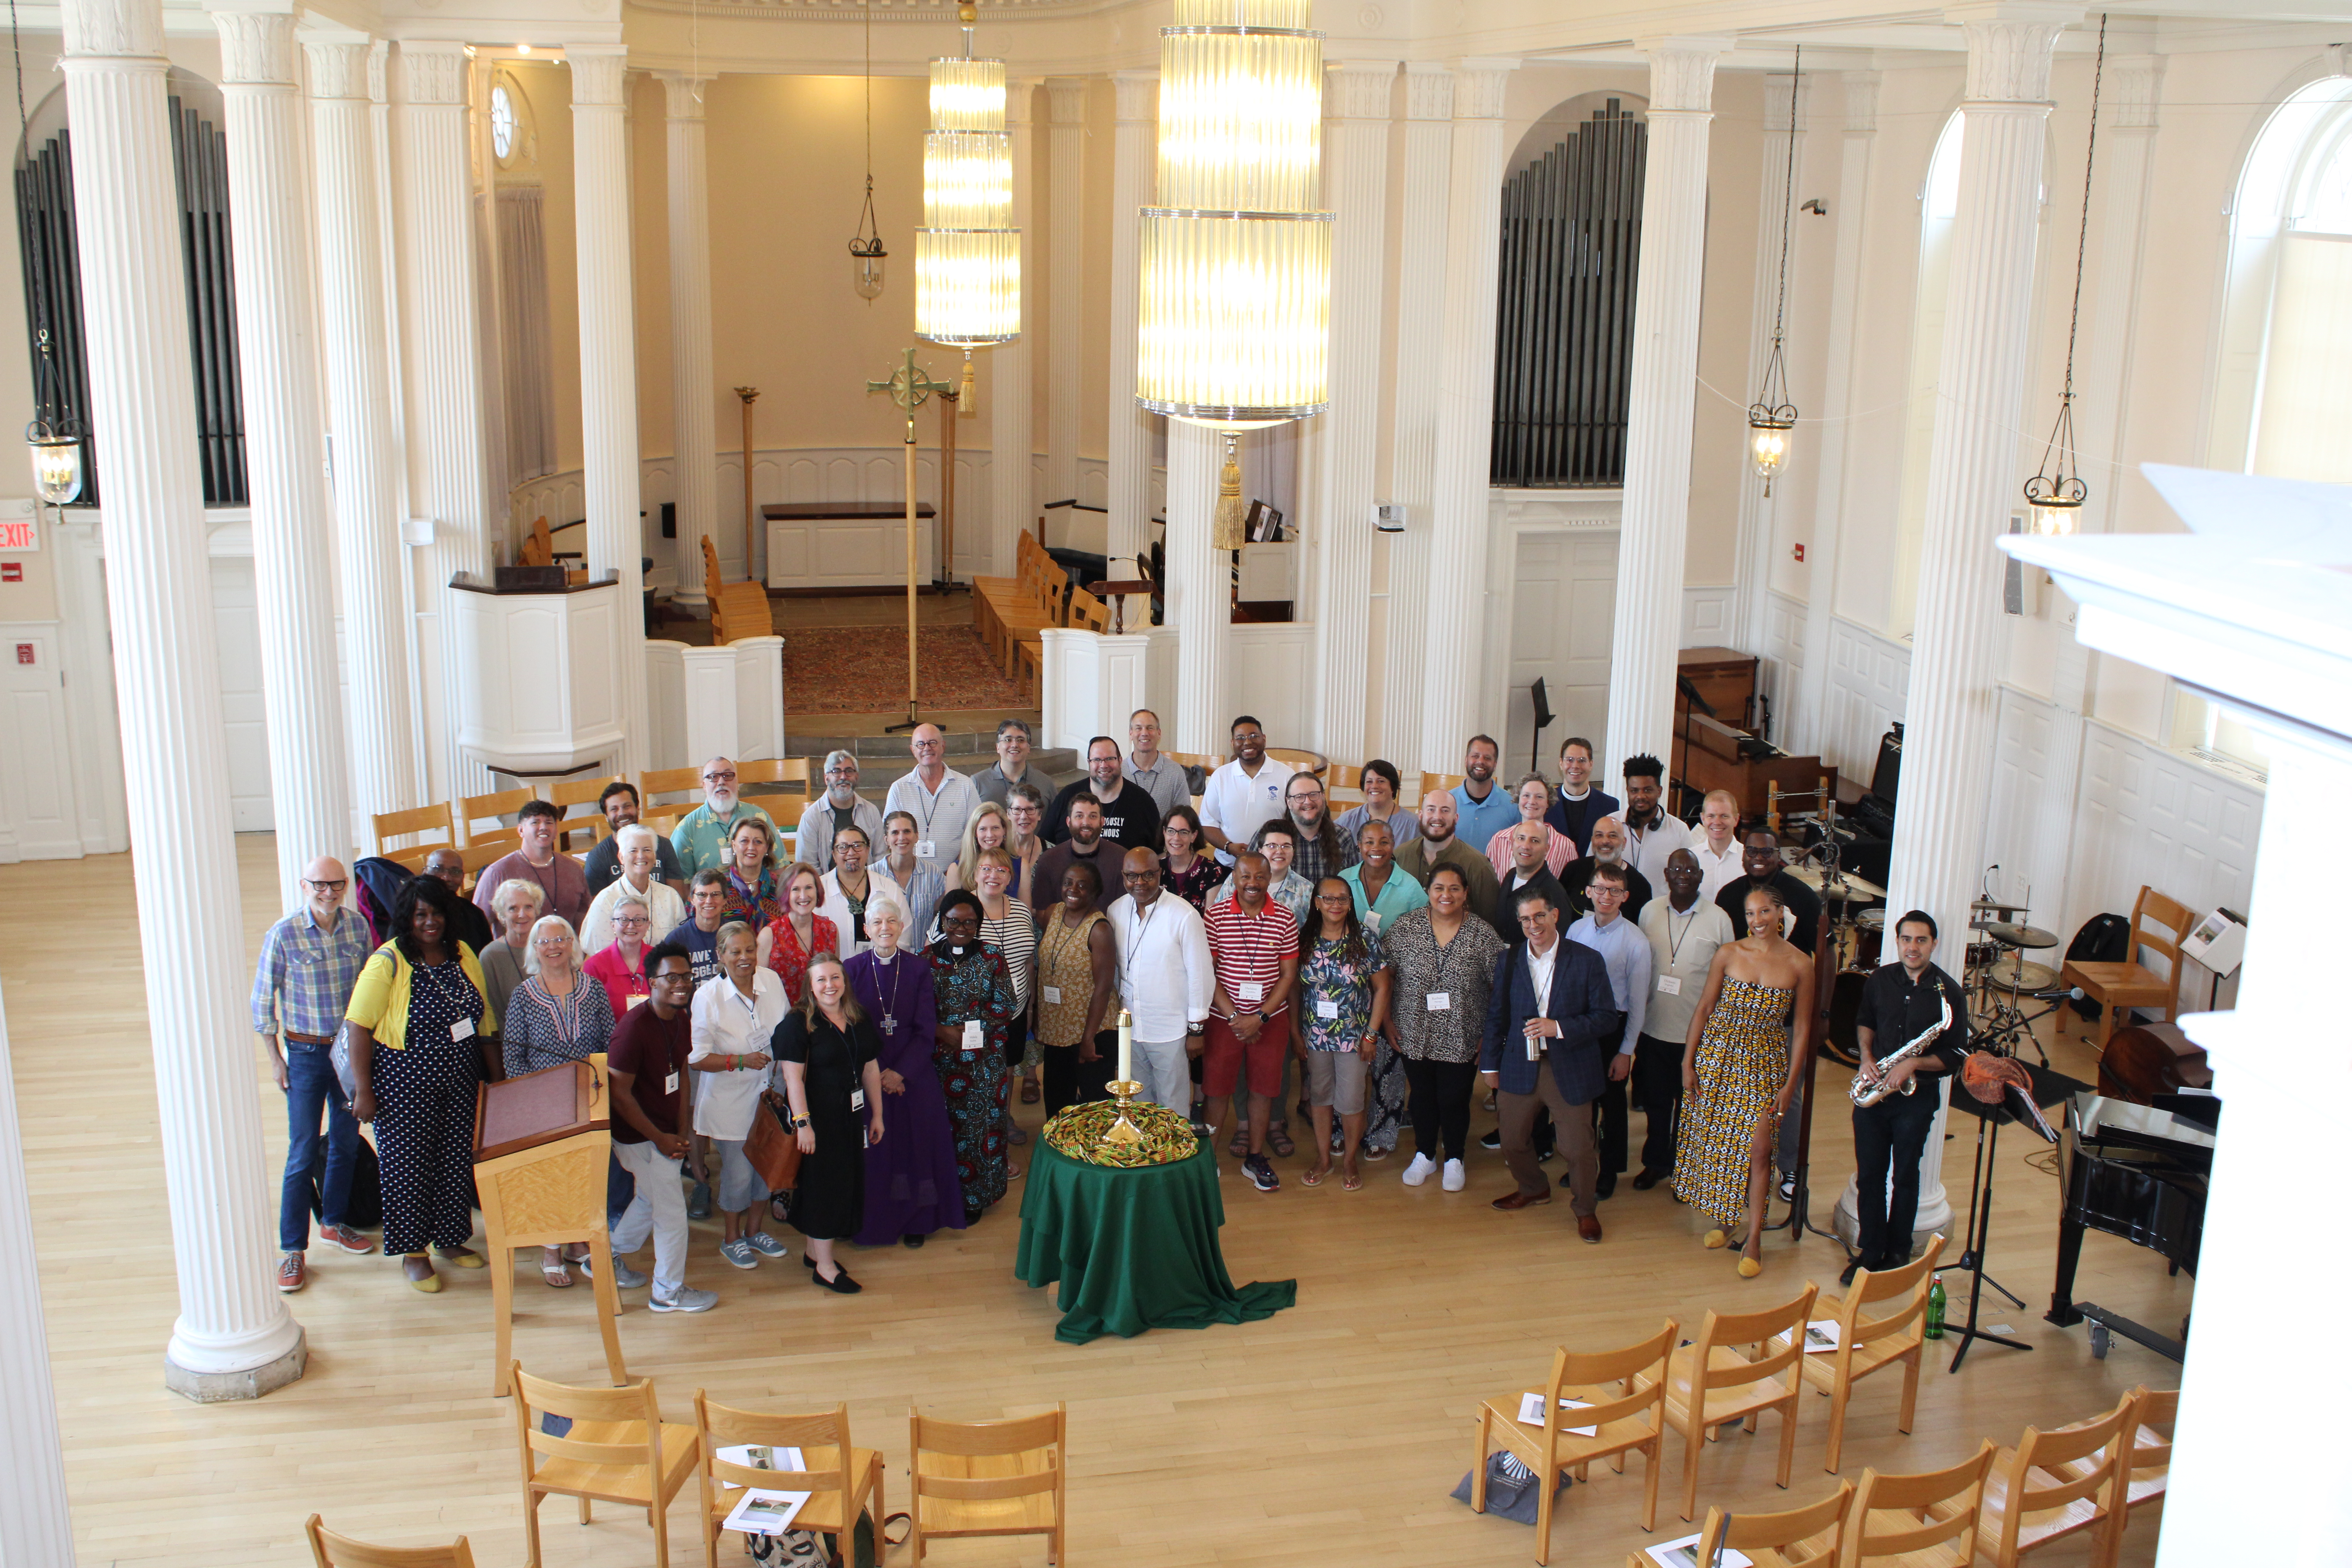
[1,0,2344,1559]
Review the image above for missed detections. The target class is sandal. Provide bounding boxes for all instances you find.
[1229,1126,1249,1158]
[1020,1077,1041,1104]
[1342,1170,1364,1192]
[541,1256,574,1288]
[1267,1126,1296,1159]
[1300,1164,1328,1188]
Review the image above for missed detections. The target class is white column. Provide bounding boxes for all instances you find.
[1414,58,1515,776]
[988,80,1038,577]
[63,0,305,1398]
[1312,60,1395,764]
[1043,78,1087,509]
[1379,63,1450,767]
[571,45,649,770]
[0,989,73,1559]
[1165,421,1224,755]
[397,39,495,798]
[661,72,717,610]
[1792,72,1879,760]
[1733,68,1806,681]
[309,40,418,827]
[1602,37,1726,783]
[1104,70,1157,573]
[468,56,511,556]
[212,6,352,895]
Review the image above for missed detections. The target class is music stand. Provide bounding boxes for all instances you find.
[1528,677,1554,776]
[1942,1060,2082,1372]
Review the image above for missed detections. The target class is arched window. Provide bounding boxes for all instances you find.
[1885,111,1965,639]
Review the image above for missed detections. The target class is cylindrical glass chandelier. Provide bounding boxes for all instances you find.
[1135,0,1330,431]
[916,44,1021,352]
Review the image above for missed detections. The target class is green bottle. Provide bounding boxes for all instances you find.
[1924,1273,1947,1340]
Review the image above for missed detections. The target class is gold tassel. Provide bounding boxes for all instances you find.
[1210,431,1246,551]
[959,350,978,418]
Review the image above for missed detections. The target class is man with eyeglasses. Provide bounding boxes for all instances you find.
[794,750,885,871]
[249,857,377,1294]
[1042,735,1164,854]
[669,756,778,877]
[1107,847,1214,1115]
[972,718,1042,807]
[884,723,980,876]
[583,780,686,898]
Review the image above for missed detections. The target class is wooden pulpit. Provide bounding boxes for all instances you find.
[475,1057,627,1397]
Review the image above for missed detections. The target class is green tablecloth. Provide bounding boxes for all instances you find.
[1014,1139,1296,1344]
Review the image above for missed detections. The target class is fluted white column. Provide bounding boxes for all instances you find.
[1733,69,1806,676]
[469,55,511,555]
[309,40,418,826]
[1414,58,1515,775]
[1792,72,1879,759]
[1104,70,1156,573]
[0,989,73,1559]
[1044,78,1086,509]
[571,45,649,769]
[213,7,352,896]
[1166,421,1224,754]
[1312,60,1395,764]
[1378,63,1450,765]
[64,0,305,1397]
[661,72,717,609]
[1602,37,1726,783]
[988,80,1038,577]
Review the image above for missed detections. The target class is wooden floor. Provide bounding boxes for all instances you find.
[4,837,2181,1566]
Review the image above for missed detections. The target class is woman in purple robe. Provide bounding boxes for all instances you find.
[846,887,965,1247]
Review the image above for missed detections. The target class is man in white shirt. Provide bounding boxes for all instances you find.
[1198,714,1294,865]
[795,750,886,873]
[817,824,903,959]
[1107,847,1214,1115]
[1633,849,1735,1189]
[1567,864,1652,1200]
[1687,788,1744,902]
[1612,753,1692,889]
[1124,708,1191,821]
[883,723,980,877]
[583,825,688,955]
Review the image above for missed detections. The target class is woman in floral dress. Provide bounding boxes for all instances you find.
[926,890,1020,1220]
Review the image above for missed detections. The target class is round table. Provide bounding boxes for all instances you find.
[1014,1139,1295,1344]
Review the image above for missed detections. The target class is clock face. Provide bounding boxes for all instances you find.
[491,83,516,160]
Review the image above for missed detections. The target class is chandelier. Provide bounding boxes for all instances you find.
[1135,0,1330,547]
[916,5,1021,396]
[2025,15,2106,537]
[1746,46,1800,498]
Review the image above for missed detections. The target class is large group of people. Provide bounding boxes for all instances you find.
[249,711,1971,1305]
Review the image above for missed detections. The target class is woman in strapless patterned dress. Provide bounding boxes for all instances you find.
[1676,883,1816,1276]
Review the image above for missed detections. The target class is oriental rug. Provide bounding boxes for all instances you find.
[783,623,1029,715]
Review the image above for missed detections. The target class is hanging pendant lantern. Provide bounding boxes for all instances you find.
[916,6,1021,409]
[846,0,888,301]
[2024,15,2107,539]
[26,328,82,505]
[1746,47,1802,499]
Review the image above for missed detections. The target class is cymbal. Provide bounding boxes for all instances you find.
[1854,908,1886,931]
[1789,865,1888,899]
[1970,897,2028,914]
[1984,954,2060,991]
[1984,921,2059,950]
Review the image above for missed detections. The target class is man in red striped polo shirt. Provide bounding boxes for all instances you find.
[1204,851,1300,1192]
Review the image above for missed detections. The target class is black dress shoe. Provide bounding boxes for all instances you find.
[1479,1129,1502,1151]
[811,1266,862,1294]
[1595,1171,1617,1200]
[1631,1168,1664,1191]
[1838,1255,1866,1288]
[902,1232,926,1249]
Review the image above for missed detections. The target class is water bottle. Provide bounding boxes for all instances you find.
[1924,1273,1947,1340]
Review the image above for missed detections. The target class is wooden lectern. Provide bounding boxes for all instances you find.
[475,1058,627,1397]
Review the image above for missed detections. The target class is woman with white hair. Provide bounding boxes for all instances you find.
[689,920,792,1267]
[498,914,616,1287]
[581,824,686,955]
[479,877,548,1031]
[845,887,963,1246]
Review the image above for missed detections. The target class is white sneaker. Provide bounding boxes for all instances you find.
[1401,1153,1437,1187]
[1442,1158,1467,1192]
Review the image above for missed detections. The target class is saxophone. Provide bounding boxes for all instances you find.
[1849,995,1953,1107]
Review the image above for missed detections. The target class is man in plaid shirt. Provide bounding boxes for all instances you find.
[249,857,378,1293]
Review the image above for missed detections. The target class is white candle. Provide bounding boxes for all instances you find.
[1117,1008,1133,1086]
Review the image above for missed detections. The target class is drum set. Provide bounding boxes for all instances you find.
[1964,894,2063,1065]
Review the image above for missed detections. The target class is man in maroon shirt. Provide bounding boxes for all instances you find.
[598,944,717,1313]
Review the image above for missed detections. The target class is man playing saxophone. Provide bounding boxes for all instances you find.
[1844,910,1973,1287]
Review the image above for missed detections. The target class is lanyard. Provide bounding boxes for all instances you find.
[1044,910,1092,990]
[870,952,910,1027]
[1665,904,1699,967]
[1124,897,1162,972]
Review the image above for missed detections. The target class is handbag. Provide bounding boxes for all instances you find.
[329,1021,361,1106]
[744,1097,802,1193]
[1448,1449,1570,1526]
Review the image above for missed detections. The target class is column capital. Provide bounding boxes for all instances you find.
[657,70,711,122]
[211,9,296,85]
[303,38,368,100]
[568,42,628,107]
[1449,57,1517,121]
[1842,69,1882,133]
[1326,60,1397,122]
[1637,36,1730,113]
[1112,68,1156,124]
[63,0,164,59]
[1944,4,2080,103]
[399,39,468,106]
[2106,53,2163,130]
[1762,70,1809,132]
[368,38,388,104]
[1005,77,1038,128]
[1046,75,1088,124]
[1402,60,1452,123]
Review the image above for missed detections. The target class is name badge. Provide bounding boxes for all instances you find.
[1364,913,1382,935]
[1655,975,1682,996]
[1426,991,1450,1012]
[962,1019,984,1051]
[627,993,646,1007]
[1043,985,1063,1005]
[850,1089,866,1112]
[1238,980,1265,1004]
[664,1069,681,1094]
[1316,1000,1340,1021]
[449,1016,475,1041]
[915,839,938,861]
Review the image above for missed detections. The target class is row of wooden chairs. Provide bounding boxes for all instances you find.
[971,532,1065,684]
[306,1364,1067,1568]
[701,533,777,644]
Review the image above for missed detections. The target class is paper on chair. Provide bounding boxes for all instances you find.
[722,1489,812,1537]
[1645,1534,1753,1568]
[1802,1319,1842,1353]
[715,1444,809,1498]
[1515,1392,1597,1436]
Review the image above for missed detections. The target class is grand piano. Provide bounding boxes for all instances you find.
[2047,1089,2218,1363]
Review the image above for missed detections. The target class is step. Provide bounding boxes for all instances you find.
[785,729,1053,763]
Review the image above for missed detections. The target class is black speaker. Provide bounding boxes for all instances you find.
[1869,721,1904,805]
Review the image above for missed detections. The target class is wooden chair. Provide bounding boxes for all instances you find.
[1637,1283,1818,1522]
[510,1363,699,1568]
[1000,557,1068,682]
[1066,585,1110,633]
[701,534,775,644]
[1417,770,1466,802]
[694,1393,884,1568]
[1474,1321,1677,1561]
[521,515,554,566]
[1626,1483,1852,1568]
[550,774,624,852]
[972,532,1038,662]
[2060,886,2197,1051]
[1786,1235,1945,1473]
[1844,1442,1996,1567]
[1265,747,1328,777]
[1325,762,1366,806]
[641,764,706,812]
[306,1515,476,1568]
[737,757,812,813]
[371,801,454,869]
[1163,750,1223,774]
[908,1403,1066,1565]
[2057,1385,2168,1558]
[456,786,533,855]
[1974,1393,2138,1568]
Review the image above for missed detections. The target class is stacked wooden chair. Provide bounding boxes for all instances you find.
[701,534,775,645]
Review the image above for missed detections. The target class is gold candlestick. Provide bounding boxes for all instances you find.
[1100,1080,1145,1147]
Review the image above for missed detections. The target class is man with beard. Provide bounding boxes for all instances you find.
[1043,735,1164,852]
[1200,715,1294,864]
[1030,793,1127,916]
[793,750,886,872]
[1449,734,1517,855]
[584,781,687,897]
[1559,814,1653,922]
[1611,753,1692,889]
[1395,791,1501,933]
[670,757,779,877]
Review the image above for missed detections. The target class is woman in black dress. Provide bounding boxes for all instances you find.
[771,949,886,1294]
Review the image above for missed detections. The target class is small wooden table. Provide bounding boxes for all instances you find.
[1085,579,1156,634]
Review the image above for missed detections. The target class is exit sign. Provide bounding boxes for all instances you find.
[0,516,34,553]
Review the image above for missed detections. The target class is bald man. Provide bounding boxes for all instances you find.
[421,847,497,956]
[884,723,981,877]
[1688,788,1744,902]
[249,857,378,1292]
[1107,846,1215,1114]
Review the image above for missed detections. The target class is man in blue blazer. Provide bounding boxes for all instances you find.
[1479,882,1626,1242]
